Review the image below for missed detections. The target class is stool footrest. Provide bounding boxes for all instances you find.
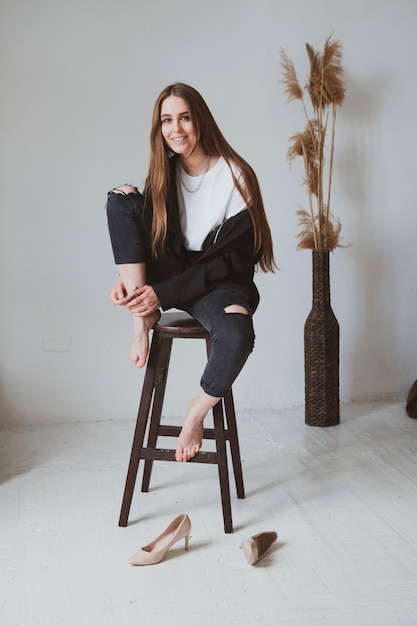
[140,448,218,464]
[158,425,230,441]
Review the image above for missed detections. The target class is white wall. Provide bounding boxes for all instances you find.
[1,0,416,425]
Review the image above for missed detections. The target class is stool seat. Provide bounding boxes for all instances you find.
[118,312,245,533]
[154,312,208,334]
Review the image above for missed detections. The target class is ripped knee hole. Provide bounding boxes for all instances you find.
[111,185,139,195]
[224,304,250,315]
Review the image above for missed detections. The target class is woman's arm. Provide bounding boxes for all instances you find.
[114,210,259,315]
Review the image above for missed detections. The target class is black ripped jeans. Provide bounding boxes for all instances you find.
[106,189,255,398]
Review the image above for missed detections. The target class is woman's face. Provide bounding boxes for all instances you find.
[160,95,198,159]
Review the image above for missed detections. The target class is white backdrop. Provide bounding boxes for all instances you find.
[1,0,416,424]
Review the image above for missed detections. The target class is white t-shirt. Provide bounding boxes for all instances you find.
[176,156,247,251]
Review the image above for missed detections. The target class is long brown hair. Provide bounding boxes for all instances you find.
[144,83,276,272]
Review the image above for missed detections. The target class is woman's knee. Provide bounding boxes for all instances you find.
[110,185,139,195]
[215,308,255,355]
[224,304,250,315]
[106,185,144,221]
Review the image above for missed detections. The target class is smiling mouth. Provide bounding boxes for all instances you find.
[172,137,187,143]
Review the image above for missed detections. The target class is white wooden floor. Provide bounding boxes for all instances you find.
[1,401,417,626]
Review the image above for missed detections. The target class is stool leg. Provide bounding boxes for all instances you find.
[212,400,233,533]
[224,392,245,499]
[141,337,173,492]
[118,332,161,527]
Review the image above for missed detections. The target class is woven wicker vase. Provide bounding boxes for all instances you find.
[304,251,340,427]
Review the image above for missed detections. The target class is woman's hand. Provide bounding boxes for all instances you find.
[110,277,129,305]
[126,285,161,316]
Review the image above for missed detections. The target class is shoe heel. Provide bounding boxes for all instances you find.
[184,534,190,551]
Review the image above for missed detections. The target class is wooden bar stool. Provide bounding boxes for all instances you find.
[118,312,245,533]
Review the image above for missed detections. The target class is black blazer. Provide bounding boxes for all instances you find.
[148,157,261,311]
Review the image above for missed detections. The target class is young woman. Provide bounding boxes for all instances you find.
[106,83,275,463]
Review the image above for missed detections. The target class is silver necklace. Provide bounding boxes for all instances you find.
[178,153,211,194]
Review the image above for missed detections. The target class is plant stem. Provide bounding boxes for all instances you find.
[326,103,337,221]
[302,141,318,251]
[301,98,318,156]
[317,65,326,250]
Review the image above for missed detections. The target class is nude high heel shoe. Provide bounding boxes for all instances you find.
[240,531,278,565]
[129,514,191,566]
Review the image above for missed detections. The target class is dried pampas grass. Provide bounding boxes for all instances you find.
[281,35,346,251]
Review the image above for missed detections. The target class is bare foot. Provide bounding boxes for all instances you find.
[175,399,205,462]
[128,310,161,368]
